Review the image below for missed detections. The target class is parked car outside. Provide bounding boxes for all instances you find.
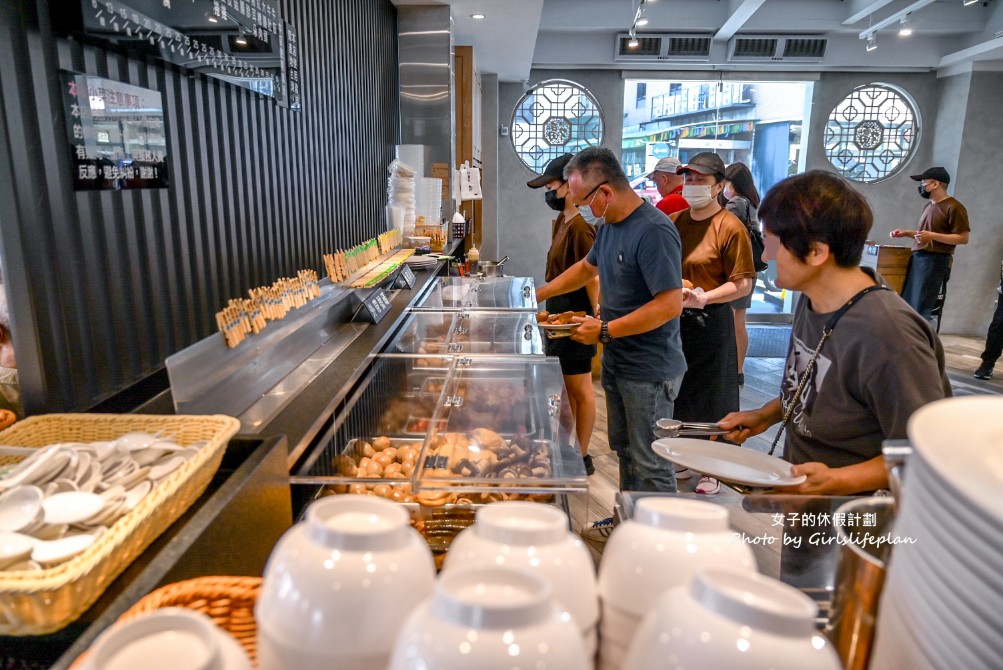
[630,175,660,205]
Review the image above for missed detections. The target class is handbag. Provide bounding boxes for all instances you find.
[768,284,889,455]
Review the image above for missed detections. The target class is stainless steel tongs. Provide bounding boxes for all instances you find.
[654,418,730,437]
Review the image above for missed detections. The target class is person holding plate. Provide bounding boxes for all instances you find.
[717,171,950,495]
[527,153,600,475]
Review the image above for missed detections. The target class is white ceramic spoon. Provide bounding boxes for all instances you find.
[31,531,100,566]
[0,531,34,569]
[0,485,44,533]
[42,491,103,525]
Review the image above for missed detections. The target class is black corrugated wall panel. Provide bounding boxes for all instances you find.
[0,0,400,414]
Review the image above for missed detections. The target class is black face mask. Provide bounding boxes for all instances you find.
[918,185,932,199]
[545,187,566,211]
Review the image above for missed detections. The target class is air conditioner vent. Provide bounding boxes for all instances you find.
[618,36,662,56]
[667,36,711,57]
[732,38,778,59]
[614,33,712,62]
[727,34,827,63]
[783,38,827,59]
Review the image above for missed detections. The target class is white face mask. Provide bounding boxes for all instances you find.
[683,184,714,209]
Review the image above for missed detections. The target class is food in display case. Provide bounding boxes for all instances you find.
[292,355,585,565]
[412,277,537,312]
[390,311,544,356]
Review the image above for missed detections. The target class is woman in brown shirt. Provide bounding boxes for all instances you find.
[528,153,600,474]
[670,152,756,494]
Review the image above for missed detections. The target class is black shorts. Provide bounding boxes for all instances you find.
[557,352,593,376]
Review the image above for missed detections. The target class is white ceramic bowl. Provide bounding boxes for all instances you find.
[389,565,589,670]
[622,567,841,670]
[256,495,435,670]
[444,501,599,641]
[598,601,641,647]
[598,498,756,621]
[85,607,252,670]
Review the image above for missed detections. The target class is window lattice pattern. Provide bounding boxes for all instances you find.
[512,79,605,173]
[824,84,919,183]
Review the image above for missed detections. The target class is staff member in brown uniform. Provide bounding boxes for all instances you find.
[891,166,970,321]
[528,153,600,475]
[670,152,756,495]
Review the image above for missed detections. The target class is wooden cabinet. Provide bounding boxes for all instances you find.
[454,45,482,244]
[860,244,912,295]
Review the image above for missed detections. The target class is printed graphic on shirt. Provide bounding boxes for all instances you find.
[781,334,832,438]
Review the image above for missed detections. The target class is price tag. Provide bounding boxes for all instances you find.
[394,264,417,290]
[353,288,392,324]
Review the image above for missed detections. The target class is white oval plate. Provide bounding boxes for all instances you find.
[652,438,807,488]
[538,322,581,330]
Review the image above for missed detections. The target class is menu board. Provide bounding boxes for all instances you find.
[53,0,301,109]
[61,71,169,190]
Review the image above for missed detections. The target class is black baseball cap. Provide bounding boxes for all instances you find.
[909,166,951,184]
[676,152,727,179]
[527,153,573,188]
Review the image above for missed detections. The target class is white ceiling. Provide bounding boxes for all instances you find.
[395,0,1003,81]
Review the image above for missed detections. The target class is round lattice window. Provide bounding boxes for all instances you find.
[511,79,605,174]
[823,83,920,184]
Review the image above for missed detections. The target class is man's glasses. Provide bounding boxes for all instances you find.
[576,180,608,208]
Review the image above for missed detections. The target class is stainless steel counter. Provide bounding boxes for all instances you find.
[615,491,859,625]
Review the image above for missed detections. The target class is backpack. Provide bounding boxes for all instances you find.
[729,197,768,273]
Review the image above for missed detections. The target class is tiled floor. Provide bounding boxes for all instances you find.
[569,334,1000,563]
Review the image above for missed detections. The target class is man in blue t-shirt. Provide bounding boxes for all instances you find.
[537,147,687,492]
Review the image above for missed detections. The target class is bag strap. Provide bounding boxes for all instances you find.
[768,284,889,456]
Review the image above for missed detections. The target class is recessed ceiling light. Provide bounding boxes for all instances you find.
[471,14,486,20]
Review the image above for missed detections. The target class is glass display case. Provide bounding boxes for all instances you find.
[414,276,538,312]
[290,354,586,565]
[413,356,586,494]
[389,310,544,356]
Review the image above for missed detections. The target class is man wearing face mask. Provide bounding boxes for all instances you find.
[537,147,686,507]
[890,167,970,321]
[527,153,600,475]
[669,152,756,495]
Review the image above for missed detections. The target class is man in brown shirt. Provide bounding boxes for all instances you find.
[891,166,970,322]
[528,153,599,475]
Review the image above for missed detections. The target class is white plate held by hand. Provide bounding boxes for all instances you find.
[652,438,806,488]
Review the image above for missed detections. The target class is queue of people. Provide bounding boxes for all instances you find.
[532,148,954,515]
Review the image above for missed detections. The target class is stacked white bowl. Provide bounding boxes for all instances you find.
[390,565,588,670]
[255,495,436,670]
[623,567,841,670]
[443,501,599,656]
[596,498,756,670]
[871,397,1003,669]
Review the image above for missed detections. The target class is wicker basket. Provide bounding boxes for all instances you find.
[68,576,262,669]
[0,413,240,636]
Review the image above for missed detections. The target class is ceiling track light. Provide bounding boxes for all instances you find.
[866,34,877,51]
[898,16,912,36]
[963,0,979,5]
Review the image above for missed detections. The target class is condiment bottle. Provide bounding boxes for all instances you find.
[467,245,479,274]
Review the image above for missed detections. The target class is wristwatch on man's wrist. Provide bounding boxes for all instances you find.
[599,320,613,344]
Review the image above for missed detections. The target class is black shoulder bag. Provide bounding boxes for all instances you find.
[768,284,889,456]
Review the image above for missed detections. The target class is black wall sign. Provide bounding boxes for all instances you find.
[53,0,300,108]
[61,71,169,190]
